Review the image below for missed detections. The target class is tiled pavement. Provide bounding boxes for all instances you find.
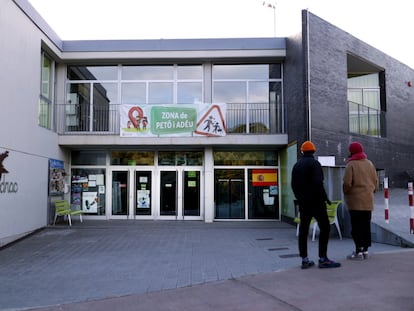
[0,188,413,310]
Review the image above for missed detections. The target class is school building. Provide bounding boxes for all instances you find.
[1,0,414,246]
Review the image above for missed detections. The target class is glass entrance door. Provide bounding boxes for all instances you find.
[159,169,202,220]
[215,169,245,219]
[183,170,200,216]
[135,171,152,217]
[160,171,177,216]
[112,171,129,217]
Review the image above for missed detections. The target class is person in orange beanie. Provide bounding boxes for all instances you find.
[291,141,341,269]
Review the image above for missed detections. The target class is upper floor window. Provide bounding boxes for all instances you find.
[347,55,385,137]
[212,64,283,134]
[121,65,203,105]
[39,52,54,129]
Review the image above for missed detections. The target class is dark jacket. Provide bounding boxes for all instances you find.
[291,153,329,207]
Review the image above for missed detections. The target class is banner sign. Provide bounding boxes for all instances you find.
[120,103,226,137]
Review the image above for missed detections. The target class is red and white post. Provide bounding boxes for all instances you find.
[384,177,389,223]
[409,182,414,234]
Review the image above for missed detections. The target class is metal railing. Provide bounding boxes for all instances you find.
[348,100,381,137]
[56,102,286,135]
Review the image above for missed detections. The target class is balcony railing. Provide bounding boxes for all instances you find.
[56,102,286,135]
[348,100,381,137]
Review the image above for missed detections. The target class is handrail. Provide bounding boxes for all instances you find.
[54,102,286,135]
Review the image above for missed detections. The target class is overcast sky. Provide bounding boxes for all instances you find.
[28,0,414,69]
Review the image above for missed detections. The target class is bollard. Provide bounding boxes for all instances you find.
[409,182,414,234]
[384,177,389,223]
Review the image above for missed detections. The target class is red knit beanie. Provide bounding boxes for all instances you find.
[349,142,364,155]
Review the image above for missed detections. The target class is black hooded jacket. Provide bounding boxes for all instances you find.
[291,152,329,207]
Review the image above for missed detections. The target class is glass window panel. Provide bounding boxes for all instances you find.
[121,83,146,104]
[348,73,381,136]
[149,82,173,104]
[38,97,51,129]
[214,82,246,133]
[214,169,245,219]
[39,52,53,129]
[348,101,359,133]
[269,64,282,79]
[41,54,52,99]
[66,83,91,132]
[213,65,268,80]
[348,73,379,88]
[226,103,247,133]
[122,66,174,80]
[348,89,362,105]
[111,151,154,165]
[248,81,267,103]
[269,81,283,134]
[71,168,106,216]
[177,65,203,79]
[71,150,107,165]
[368,109,380,136]
[67,66,117,80]
[93,83,117,131]
[248,169,279,219]
[214,151,277,166]
[248,82,270,133]
[177,82,202,104]
[359,105,369,134]
[158,151,175,165]
[363,90,380,110]
[158,151,203,166]
[213,81,246,103]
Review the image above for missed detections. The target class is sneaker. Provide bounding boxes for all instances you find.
[347,251,364,260]
[301,260,315,269]
[363,251,369,259]
[318,258,341,268]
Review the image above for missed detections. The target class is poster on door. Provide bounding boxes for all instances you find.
[120,103,226,137]
[137,190,150,208]
[82,192,98,213]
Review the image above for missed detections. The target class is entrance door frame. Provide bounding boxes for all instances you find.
[109,166,203,220]
[157,166,204,220]
[109,167,156,219]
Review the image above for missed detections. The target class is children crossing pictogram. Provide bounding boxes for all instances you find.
[195,104,226,136]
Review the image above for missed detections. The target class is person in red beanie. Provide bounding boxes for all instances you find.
[343,142,378,260]
[291,141,341,269]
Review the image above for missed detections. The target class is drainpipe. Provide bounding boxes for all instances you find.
[305,9,312,141]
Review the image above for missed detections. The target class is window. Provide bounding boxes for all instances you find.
[348,73,381,136]
[121,65,203,105]
[212,64,283,134]
[214,150,277,166]
[347,54,385,137]
[66,81,118,132]
[39,52,54,129]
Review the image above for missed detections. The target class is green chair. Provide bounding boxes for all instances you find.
[294,200,317,241]
[312,200,343,241]
[53,200,83,226]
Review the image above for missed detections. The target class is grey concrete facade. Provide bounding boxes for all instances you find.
[287,11,414,187]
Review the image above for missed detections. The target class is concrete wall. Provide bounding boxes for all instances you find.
[0,1,66,246]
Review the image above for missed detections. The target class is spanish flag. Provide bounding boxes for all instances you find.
[252,169,277,187]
